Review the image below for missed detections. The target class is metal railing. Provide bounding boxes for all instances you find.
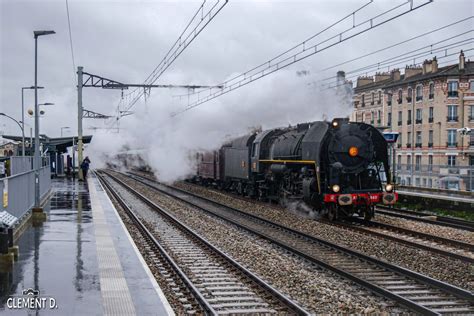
[394,164,474,191]
[0,156,51,218]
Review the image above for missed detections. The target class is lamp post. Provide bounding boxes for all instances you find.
[19,121,33,155]
[61,126,70,137]
[33,30,55,211]
[22,86,43,156]
[0,114,24,155]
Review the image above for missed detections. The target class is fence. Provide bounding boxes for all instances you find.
[0,156,51,219]
[394,164,474,191]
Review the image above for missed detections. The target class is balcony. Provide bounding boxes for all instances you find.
[406,143,412,148]
[447,91,458,98]
[406,97,412,102]
[415,143,422,148]
[397,98,402,104]
[428,117,434,123]
[429,93,434,100]
[447,116,458,122]
[387,100,392,106]
[415,119,422,124]
[446,142,457,148]
[416,96,423,102]
[407,119,412,125]
[428,142,433,148]
[397,143,402,148]
[397,121,402,126]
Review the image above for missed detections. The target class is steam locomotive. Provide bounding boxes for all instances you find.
[194,118,397,220]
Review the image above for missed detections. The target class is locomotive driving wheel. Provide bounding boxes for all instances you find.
[328,204,338,221]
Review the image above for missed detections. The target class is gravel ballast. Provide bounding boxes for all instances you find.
[175,181,474,291]
[111,172,401,314]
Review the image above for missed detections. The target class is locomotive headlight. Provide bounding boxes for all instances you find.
[332,120,339,128]
[332,184,340,193]
[385,184,393,192]
[348,146,359,157]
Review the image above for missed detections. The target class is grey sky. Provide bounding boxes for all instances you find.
[0,0,473,137]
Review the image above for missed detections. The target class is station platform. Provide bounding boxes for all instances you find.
[0,173,173,315]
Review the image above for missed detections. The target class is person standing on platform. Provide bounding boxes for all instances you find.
[81,156,91,179]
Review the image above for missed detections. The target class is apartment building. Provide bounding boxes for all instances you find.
[351,51,474,190]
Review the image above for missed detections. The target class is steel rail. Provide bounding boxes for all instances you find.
[376,206,474,232]
[101,171,310,316]
[330,219,474,264]
[97,172,215,315]
[122,171,474,315]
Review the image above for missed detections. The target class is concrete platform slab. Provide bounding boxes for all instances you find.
[0,174,173,315]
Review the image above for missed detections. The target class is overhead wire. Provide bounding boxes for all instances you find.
[173,0,434,116]
[65,0,77,85]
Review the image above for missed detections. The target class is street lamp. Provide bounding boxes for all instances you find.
[33,29,55,211]
[61,126,70,137]
[22,86,44,156]
[0,113,24,148]
[39,102,54,106]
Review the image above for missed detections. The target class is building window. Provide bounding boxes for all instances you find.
[415,177,420,186]
[398,111,402,126]
[397,155,402,170]
[429,106,434,123]
[378,91,382,104]
[469,105,474,121]
[398,133,402,149]
[416,108,422,124]
[447,105,458,122]
[407,131,412,147]
[387,112,392,127]
[388,93,392,106]
[428,130,433,147]
[407,156,412,171]
[377,110,381,124]
[428,178,432,187]
[407,88,413,102]
[416,131,422,147]
[470,81,474,92]
[447,129,457,147]
[428,155,433,171]
[361,94,365,107]
[398,90,402,104]
[371,111,375,124]
[416,85,423,101]
[429,82,434,99]
[423,178,427,187]
[448,81,458,98]
[448,155,456,167]
[371,92,375,105]
[407,109,412,125]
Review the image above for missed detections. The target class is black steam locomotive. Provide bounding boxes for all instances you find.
[194,118,397,220]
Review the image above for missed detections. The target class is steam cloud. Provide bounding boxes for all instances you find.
[88,69,353,183]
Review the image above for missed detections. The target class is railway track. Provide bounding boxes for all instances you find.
[120,170,474,315]
[97,171,309,315]
[333,218,474,264]
[130,171,474,263]
[376,205,474,232]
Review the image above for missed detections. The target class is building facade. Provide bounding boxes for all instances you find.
[351,51,474,191]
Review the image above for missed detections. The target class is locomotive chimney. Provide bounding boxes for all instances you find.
[336,71,346,86]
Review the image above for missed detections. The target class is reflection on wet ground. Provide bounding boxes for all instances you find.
[0,178,101,315]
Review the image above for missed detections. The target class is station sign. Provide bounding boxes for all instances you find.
[383,132,399,143]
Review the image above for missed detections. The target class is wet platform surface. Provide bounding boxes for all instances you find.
[0,174,173,315]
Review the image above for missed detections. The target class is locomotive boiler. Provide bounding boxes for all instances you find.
[194,118,397,220]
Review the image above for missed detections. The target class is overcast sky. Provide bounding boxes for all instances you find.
[0,0,473,176]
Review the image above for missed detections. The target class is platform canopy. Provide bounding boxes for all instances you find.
[1,134,93,154]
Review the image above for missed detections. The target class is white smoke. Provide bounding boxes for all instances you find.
[87,68,353,183]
